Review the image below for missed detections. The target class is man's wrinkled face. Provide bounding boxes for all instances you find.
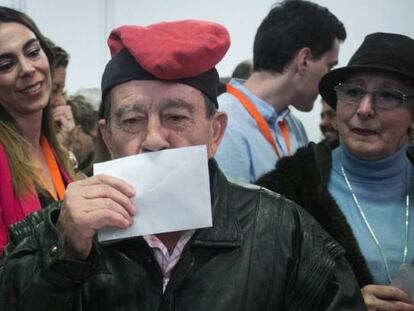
[320,101,338,143]
[100,80,227,160]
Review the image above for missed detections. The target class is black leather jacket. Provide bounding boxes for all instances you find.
[0,160,365,310]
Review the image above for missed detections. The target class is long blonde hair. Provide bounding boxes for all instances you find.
[0,105,74,197]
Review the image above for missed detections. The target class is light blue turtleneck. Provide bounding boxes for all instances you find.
[328,144,414,285]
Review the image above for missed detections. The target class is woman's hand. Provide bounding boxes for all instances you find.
[53,105,76,148]
[362,284,414,310]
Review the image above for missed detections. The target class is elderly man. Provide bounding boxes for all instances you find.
[320,98,339,146]
[0,20,364,310]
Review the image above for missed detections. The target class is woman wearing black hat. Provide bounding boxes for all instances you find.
[257,32,414,310]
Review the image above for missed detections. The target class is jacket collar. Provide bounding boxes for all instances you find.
[191,159,242,248]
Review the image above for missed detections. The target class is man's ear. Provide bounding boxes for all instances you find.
[295,47,312,76]
[207,111,228,158]
[98,119,114,158]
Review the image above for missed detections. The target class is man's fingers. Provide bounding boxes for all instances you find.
[81,208,132,231]
[82,197,135,223]
[76,174,136,197]
[61,199,132,236]
[79,184,136,216]
[64,175,137,217]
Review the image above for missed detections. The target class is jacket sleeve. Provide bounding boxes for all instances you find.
[0,208,103,311]
[282,203,366,311]
[319,255,368,310]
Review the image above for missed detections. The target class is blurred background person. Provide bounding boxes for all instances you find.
[45,39,76,150]
[218,59,253,96]
[320,98,339,147]
[231,59,253,80]
[48,41,68,108]
[66,95,97,177]
[75,87,101,111]
[0,7,74,255]
[93,99,111,165]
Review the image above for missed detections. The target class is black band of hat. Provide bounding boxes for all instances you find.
[101,48,219,107]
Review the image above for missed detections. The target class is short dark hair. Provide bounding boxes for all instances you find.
[253,0,346,73]
[51,45,69,68]
[231,60,253,80]
[44,37,70,69]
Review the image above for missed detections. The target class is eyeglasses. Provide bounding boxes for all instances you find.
[334,83,414,110]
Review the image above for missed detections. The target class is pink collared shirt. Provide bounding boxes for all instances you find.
[143,230,194,292]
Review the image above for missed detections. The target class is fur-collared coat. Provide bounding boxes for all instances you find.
[256,142,373,287]
[257,142,414,287]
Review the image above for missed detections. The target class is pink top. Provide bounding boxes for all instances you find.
[0,142,71,256]
[143,230,194,292]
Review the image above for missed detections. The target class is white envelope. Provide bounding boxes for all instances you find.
[94,145,212,242]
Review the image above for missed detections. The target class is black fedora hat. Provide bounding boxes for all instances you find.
[319,32,414,109]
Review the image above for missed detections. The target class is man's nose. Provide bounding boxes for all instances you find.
[141,118,170,152]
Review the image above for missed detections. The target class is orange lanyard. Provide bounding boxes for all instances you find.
[40,135,66,201]
[226,84,291,158]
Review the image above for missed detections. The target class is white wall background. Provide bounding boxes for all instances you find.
[1,0,413,142]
